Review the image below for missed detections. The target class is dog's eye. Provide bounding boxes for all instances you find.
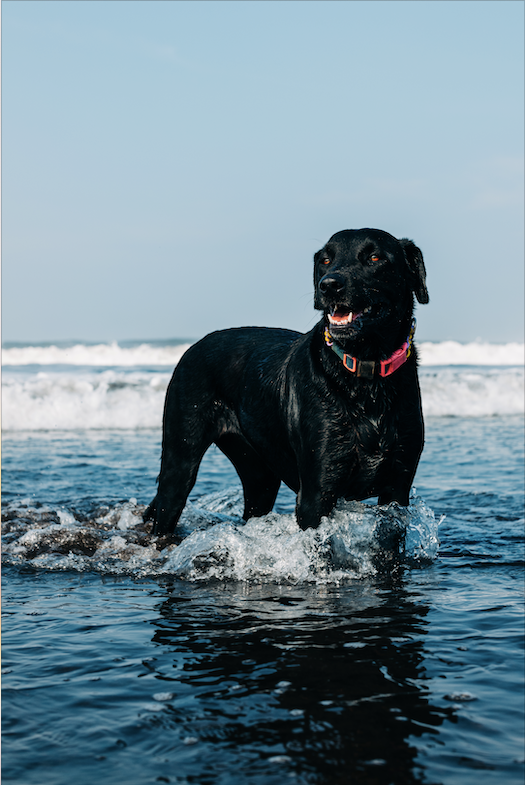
[321,258,331,265]
[370,254,381,262]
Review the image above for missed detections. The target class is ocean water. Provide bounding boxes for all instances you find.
[2,338,524,785]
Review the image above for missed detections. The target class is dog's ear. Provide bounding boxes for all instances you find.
[399,239,429,304]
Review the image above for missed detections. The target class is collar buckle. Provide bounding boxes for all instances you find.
[357,360,375,379]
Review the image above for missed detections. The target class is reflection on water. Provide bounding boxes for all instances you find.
[146,577,453,784]
[3,563,523,785]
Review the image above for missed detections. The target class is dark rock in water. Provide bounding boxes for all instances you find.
[24,529,101,559]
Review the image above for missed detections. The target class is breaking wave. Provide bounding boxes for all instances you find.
[1,490,441,583]
[2,339,523,430]
[2,366,522,430]
[2,370,170,430]
[2,339,523,368]
[2,341,191,367]
[417,341,523,366]
[420,366,524,417]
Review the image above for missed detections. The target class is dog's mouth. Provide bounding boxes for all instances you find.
[327,305,377,327]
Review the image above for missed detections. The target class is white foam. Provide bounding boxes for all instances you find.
[2,340,523,367]
[2,339,524,430]
[418,341,523,366]
[2,342,191,367]
[2,364,522,430]
[1,370,170,430]
[419,367,524,417]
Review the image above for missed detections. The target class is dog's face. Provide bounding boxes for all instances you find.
[314,228,428,352]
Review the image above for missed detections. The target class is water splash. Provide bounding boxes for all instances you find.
[2,490,441,583]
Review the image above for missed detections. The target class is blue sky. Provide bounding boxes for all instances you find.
[2,0,523,343]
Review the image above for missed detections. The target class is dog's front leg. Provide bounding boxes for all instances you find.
[377,452,421,508]
[295,482,335,531]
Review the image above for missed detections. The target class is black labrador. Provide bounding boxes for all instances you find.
[146,228,429,536]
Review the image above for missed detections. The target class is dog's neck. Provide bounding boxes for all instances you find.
[324,320,416,379]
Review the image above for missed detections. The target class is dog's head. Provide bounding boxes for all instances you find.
[314,228,428,355]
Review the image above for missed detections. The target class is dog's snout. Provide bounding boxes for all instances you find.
[319,273,345,297]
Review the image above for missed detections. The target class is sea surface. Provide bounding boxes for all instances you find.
[2,338,524,785]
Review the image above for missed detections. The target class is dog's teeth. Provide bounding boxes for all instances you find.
[328,310,353,326]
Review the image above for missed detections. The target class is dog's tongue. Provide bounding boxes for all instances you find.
[329,308,361,326]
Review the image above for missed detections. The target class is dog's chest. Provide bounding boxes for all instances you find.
[321,388,400,480]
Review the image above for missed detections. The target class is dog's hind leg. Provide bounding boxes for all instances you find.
[216,434,281,520]
[150,437,211,536]
[147,362,221,536]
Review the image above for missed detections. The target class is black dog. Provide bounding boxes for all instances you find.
[146,228,429,536]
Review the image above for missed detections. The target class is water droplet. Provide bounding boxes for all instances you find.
[153,692,174,702]
[444,692,477,702]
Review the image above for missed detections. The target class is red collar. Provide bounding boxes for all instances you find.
[324,320,416,379]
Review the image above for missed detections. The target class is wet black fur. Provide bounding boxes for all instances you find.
[145,228,429,536]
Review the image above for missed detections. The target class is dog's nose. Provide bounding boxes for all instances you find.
[319,274,345,296]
